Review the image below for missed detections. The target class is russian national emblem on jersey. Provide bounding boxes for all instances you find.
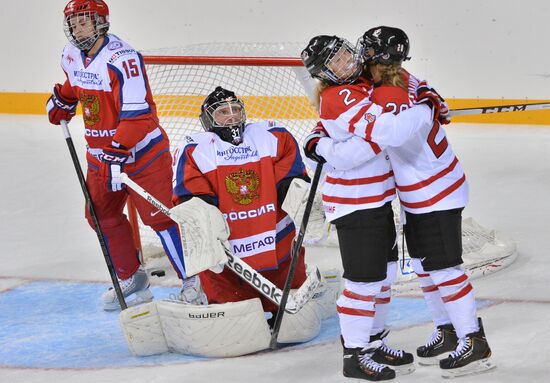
[225,168,260,205]
[81,93,101,126]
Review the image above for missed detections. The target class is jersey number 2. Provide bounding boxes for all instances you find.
[427,121,448,158]
[122,59,139,79]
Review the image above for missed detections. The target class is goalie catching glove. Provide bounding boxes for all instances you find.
[282,178,325,232]
[170,197,230,276]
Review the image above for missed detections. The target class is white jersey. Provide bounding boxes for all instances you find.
[368,73,469,214]
[314,82,433,222]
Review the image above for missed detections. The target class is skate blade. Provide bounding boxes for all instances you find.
[441,358,497,379]
[418,355,445,366]
[103,289,154,311]
[393,363,416,375]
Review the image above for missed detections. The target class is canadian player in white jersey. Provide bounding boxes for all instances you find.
[300,35,446,381]
[46,0,202,310]
[354,26,495,378]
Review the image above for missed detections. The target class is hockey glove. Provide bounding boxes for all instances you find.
[416,81,450,125]
[100,143,130,192]
[46,83,78,125]
[303,123,327,164]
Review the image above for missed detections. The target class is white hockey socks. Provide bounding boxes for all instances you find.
[429,265,479,338]
[337,278,383,348]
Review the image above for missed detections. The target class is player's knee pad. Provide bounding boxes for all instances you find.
[337,278,384,310]
[120,298,271,357]
[428,265,465,287]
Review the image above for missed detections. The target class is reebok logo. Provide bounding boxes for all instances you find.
[226,253,281,304]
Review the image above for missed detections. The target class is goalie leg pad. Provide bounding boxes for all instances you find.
[119,302,169,356]
[277,292,324,344]
[157,298,270,357]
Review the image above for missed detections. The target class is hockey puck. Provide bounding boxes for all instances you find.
[151,270,166,277]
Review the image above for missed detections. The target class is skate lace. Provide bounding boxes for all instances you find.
[449,337,471,359]
[425,328,443,347]
[118,275,135,292]
[380,342,404,358]
[358,353,386,373]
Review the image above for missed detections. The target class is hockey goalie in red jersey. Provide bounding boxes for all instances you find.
[172,87,326,319]
[46,0,201,310]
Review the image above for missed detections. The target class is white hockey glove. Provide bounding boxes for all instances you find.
[282,178,325,232]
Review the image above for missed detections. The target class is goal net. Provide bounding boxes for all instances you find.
[131,42,517,288]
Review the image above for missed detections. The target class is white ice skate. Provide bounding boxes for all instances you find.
[102,266,153,311]
[177,275,208,305]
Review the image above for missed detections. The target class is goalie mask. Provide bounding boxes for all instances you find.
[358,26,410,65]
[301,35,363,85]
[63,0,110,52]
[200,87,247,146]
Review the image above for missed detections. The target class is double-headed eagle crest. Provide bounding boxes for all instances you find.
[225,168,260,205]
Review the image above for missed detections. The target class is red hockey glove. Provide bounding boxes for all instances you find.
[100,144,130,192]
[46,84,78,125]
[415,81,450,125]
[303,122,328,164]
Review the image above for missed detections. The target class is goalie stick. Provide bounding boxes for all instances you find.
[270,162,324,349]
[449,101,550,117]
[119,173,320,314]
[60,120,127,310]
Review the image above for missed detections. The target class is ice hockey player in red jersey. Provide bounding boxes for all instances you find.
[46,0,202,310]
[355,26,495,378]
[300,35,447,381]
[172,86,314,316]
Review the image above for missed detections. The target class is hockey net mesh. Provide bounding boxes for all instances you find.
[135,42,517,286]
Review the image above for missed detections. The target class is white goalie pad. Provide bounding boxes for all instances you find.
[170,197,231,276]
[277,267,340,343]
[119,302,169,356]
[120,298,271,357]
[281,178,325,237]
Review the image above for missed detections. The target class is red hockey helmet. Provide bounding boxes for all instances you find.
[63,0,110,52]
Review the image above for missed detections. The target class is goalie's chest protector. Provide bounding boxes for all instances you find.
[190,123,290,270]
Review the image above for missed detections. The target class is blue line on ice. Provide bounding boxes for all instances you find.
[0,281,492,369]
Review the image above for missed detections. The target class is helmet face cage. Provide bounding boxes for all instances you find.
[63,1,109,52]
[200,89,247,145]
[302,36,363,85]
[358,26,410,65]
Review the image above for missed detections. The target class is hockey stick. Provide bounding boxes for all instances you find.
[59,120,127,310]
[269,162,324,349]
[119,172,320,314]
[449,101,550,117]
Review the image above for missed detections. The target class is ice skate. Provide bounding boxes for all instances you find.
[343,341,396,381]
[102,266,153,311]
[417,323,458,366]
[440,318,496,378]
[370,330,415,374]
[177,275,208,305]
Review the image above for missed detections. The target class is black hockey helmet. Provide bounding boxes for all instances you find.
[358,26,411,65]
[301,35,362,85]
[200,86,246,145]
